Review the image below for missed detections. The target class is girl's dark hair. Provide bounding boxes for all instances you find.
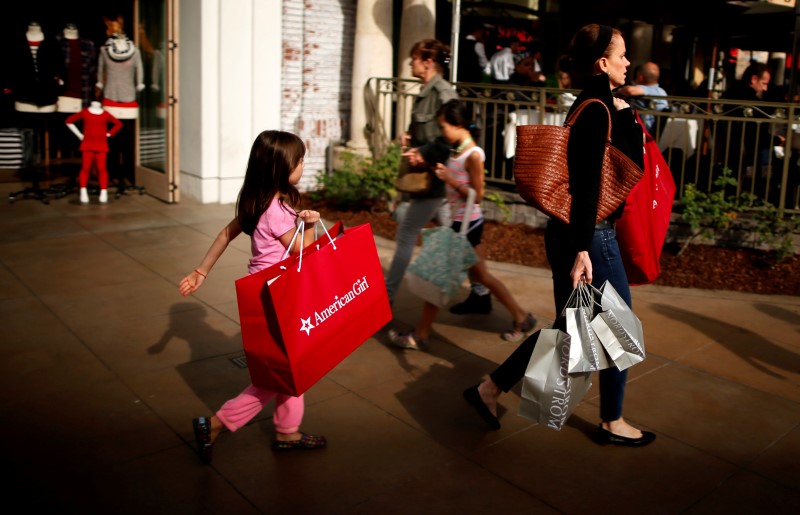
[563,24,622,89]
[410,39,451,77]
[437,100,480,141]
[236,130,305,236]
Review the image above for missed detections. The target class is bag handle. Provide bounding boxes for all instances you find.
[564,98,613,144]
[558,281,603,319]
[280,219,337,272]
[459,187,477,236]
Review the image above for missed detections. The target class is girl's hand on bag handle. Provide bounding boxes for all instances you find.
[179,269,206,296]
[570,251,593,289]
[400,132,411,147]
[298,210,320,224]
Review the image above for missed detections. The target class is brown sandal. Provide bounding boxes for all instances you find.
[271,432,327,452]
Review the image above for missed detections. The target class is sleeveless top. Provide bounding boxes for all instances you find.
[445,146,484,222]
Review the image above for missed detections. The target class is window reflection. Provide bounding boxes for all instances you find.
[137,4,166,173]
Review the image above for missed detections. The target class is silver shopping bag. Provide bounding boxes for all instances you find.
[564,283,611,373]
[519,328,592,431]
[588,281,646,371]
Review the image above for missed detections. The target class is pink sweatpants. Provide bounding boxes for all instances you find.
[216,384,304,434]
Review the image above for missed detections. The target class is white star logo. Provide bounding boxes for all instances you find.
[299,317,314,335]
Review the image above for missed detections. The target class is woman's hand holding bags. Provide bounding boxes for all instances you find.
[518,280,646,430]
[563,283,611,373]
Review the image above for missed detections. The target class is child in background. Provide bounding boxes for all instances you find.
[388,100,536,350]
[179,130,327,463]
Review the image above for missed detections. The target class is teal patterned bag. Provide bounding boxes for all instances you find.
[406,189,480,307]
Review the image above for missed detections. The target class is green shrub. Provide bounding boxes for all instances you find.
[484,190,511,223]
[679,167,798,264]
[310,145,400,211]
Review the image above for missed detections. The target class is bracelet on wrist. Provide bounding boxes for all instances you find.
[194,269,207,278]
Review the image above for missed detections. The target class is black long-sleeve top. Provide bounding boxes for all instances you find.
[564,73,644,253]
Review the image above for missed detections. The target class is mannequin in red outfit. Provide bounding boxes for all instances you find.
[66,101,123,203]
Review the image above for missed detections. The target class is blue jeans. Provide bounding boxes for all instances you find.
[490,220,631,422]
[385,197,450,304]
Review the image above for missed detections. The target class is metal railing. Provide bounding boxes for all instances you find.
[365,77,800,214]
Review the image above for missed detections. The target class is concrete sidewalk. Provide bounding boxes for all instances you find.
[0,188,798,514]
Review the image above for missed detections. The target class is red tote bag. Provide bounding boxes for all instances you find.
[616,115,676,285]
[235,221,391,396]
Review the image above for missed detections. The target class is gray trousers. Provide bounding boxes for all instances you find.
[385,197,450,304]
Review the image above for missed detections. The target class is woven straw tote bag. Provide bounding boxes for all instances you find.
[513,99,643,224]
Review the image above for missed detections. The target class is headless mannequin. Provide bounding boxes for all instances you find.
[97,19,144,192]
[56,23,97,160]
[97,32,145,119]
[56,24,84,114]
[15,22,58,113]
[66,101,123,203]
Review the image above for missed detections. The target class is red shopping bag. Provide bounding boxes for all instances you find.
[235,222,391,396]
[616,115,676,285]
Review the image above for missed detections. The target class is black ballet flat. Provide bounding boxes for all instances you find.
[192,416,215,464]
[596,425,656,447]
[463,385,501,430]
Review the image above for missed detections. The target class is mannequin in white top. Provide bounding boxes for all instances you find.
[64,25,78,40]
[15,22,59,113]
[27,23,43,41]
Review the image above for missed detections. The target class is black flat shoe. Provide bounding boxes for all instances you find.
[193,416,215,464]
[463,385,501,430]
[596,425,656,447]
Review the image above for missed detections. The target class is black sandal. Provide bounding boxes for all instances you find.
[192,416,214,464]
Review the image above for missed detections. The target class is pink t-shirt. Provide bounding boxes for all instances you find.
[248,199,298,274]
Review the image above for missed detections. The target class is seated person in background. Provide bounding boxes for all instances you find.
[509,52,546,88]
[618,61,668,135]
[721,62,783,185]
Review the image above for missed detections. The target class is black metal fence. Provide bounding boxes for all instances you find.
[365,77,800,214]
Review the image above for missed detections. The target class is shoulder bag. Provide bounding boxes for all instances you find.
[513,99,644,224]
[615,112,676,285]
[394,155,432,194]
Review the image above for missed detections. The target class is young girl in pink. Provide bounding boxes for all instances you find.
[179,130,326,463]
[388,100,535,350]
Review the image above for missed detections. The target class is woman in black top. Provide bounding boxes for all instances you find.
[463,24,655,447]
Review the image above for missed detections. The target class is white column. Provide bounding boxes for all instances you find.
[348,0,393,150]
[395,0,436,139]
[397,0,436,81]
